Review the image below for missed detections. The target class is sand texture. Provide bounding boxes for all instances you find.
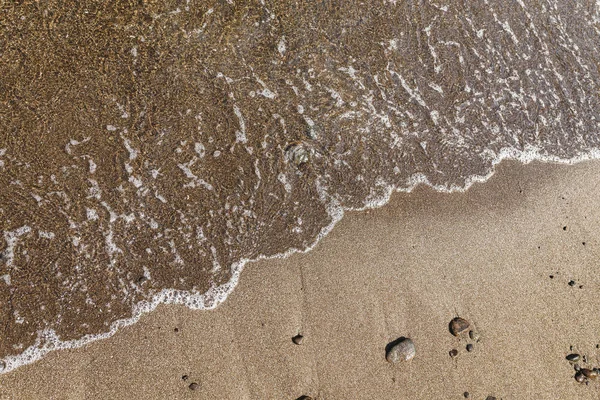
[3,160,600,399]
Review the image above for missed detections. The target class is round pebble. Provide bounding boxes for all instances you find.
[292,334,304,345]
[575,372,586,383]
[463,392,470,398]
[449,349,459,358]
[449,317,470,336]
[466,344,474,352]
[566,354,581,363]
[189,382,200,391]
[386,338,416,363]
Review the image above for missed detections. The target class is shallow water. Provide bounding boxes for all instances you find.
[1,0,599,372]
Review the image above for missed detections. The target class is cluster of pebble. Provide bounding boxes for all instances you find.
[385,317,501,400]
[567,353,600,384]
[449,317,480,359]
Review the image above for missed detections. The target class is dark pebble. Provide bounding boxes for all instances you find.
[574,364,581,371]
[485,397,497,400]
[292,334,304,345]
[181,375,188,381]
[296,396,313,400]
[575,372,586,383]
[463,392,470,398]
[449,349,459,358]
[468,330,480,342]
[449,317,470,336]
[568,280,576,287]
[582,368,597,379]
[566,353,581,362]
[466,344,474,352]
[188,382,200,391]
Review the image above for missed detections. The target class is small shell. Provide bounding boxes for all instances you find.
[566,354,581,363]
[449,317,470,336]
[386,338,416,363]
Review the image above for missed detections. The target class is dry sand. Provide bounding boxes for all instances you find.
[3,159,600,399]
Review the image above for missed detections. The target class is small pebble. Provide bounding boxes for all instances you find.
[485,396,497,400]
[188,382,200,391]
[449,349,459,358]
[181,375,189,381]
[568,280,576,287]
[582,368,597,379]
[386,338,416,363]
[575,372,586,383]
[449,317,470,336]
[466,344,474,352]
[292,334,304,345]
[286,144,311,166]
[463,392,470,398]
[468,330,480,342]
[296,396,313,400]
[566,354,581,363]
[574,364,581,371]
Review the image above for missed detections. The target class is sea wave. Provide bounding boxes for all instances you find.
[1,0,600,373]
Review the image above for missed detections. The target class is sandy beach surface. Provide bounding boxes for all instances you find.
[3,159,600,399]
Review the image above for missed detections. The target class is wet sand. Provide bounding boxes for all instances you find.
[3,159,600,399]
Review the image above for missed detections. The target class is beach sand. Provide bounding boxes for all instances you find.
[3,159,600,399]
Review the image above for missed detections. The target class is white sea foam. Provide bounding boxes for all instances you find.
[2,145,600,374]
